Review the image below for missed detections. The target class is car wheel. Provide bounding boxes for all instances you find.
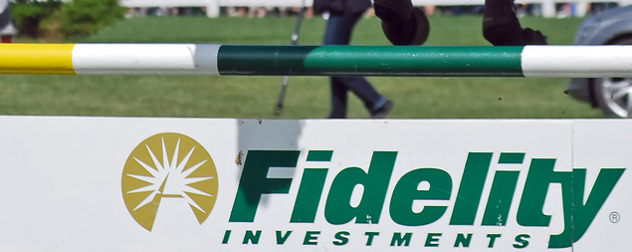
[592,77,632,118]
[592,37,632,118]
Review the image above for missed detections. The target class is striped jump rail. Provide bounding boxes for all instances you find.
[1,43,631,77]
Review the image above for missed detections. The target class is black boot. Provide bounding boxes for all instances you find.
[374,0,430,45]
[483,0,547,45]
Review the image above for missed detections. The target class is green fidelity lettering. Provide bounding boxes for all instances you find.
[243,230,262,244]
[513,234,530,248]
[454,233,472,247]
[450,153,492,225]
[482,171,520,226]
[549,168,624,248]
[222,230,231,244]
[333,231,350,246]
[276,230,292,245]
[517,158,566,227]
[304,231,321,245]
[517,158,624,248]
[487,234,501,248]
[365,232,379,246]
[229,150,300,222]
[390,232,412,246]
[292,150,333,223]
[291,168,328,223]
[390,168,452,226]
[325,152,397,224]
[425,233,441,247]
[227,149,625,250]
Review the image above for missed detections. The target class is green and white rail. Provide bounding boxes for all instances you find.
[1,43,631,77]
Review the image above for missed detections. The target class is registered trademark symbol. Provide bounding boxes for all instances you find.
[610,212,620,223]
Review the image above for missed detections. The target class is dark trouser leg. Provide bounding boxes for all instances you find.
[373,0,430,45]
[329,76,384,118]
[324,12,383,118]
[483,0,548,45]
[329,77,349,118]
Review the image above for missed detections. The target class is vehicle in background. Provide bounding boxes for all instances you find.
[566,4,632,118]
[0,0,16,43]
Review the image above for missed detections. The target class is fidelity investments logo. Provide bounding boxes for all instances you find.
[122,133,219,231]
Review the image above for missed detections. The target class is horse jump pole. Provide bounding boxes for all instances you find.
[1,44,631,77]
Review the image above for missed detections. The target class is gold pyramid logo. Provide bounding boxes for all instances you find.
[122,133,219,231]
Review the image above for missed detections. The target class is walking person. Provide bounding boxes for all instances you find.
[314,0,394,119]
[373,0,548,46]
[0,0,17,43]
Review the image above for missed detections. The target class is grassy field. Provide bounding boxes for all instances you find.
[1,15,603,119]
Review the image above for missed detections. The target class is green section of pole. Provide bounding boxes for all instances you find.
[217,45,525,77]
[218,45,318,76]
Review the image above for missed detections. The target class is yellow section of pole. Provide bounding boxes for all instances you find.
[0,44,76,74]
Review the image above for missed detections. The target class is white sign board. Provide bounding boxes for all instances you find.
[0,116,628,251]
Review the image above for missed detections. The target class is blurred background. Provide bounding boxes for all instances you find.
[0,0,625,119]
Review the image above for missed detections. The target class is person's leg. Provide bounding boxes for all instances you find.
[483,0,547,45]
[373,0,430,45]
[337,76,382,111]
[324,12,391,118]
[324,13,353,118]
[329,77,348,118]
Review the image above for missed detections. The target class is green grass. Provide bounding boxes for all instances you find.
[3,15,602,119]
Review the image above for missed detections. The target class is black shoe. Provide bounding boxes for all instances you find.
[521,28,548,45]
[482,0,547,45]
[374,0,414,21]
[483,0,517,30]
[371,100,394,119]
[374,0,430,45]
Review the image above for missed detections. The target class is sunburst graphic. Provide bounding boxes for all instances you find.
[122,133,219,231]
